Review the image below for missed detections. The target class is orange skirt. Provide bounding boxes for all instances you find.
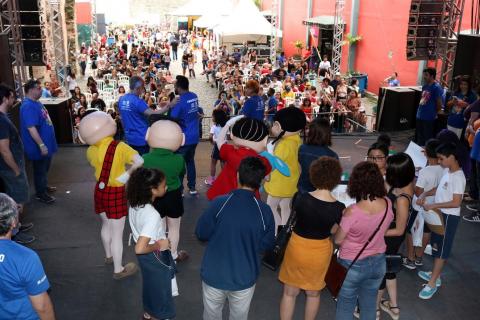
[279,232,333,291]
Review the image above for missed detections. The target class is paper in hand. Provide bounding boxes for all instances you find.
[404,141,427,169]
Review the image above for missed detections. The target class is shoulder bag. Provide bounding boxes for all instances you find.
[325,198,389,299]
[262,193,299,271]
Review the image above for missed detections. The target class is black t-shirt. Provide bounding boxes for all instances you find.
[293,193,345,240]
[0,112,24,170]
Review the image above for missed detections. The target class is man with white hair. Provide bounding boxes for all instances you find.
[0,193,56,319]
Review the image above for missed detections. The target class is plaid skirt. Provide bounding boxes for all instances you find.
[94,183,128,219]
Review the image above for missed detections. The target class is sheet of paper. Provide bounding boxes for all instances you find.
[332,184,356,207]
[404,141,427,168]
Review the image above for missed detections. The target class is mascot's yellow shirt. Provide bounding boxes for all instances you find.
[264,134,301,197]
[86,136,138,187]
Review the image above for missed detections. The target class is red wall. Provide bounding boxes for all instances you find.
[263,0,475,94]
[76,2,92,25]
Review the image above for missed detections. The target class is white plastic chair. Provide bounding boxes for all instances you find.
[103,74,112,81]
[85,92,93,104]
[110,79,118,89]
[96,80,105,91]
[119,75,130,82]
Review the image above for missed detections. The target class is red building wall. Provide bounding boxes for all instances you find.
[263,0,475,94]
[75,2,92,25]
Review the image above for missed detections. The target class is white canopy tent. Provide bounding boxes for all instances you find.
[212,0,282,42]
[171,0,232,17]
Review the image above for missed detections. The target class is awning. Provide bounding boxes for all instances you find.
[302,15,344,30]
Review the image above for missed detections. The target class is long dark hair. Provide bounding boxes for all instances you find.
[126,168,165,208]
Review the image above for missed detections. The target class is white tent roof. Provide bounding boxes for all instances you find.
[171,0,232,17]
[192,0,233,28]
[213,0,282,37]
[194,14,226,29]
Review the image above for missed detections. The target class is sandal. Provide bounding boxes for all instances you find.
[380,300,400,320]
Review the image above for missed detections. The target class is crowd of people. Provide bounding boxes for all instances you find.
[0,25,479,320]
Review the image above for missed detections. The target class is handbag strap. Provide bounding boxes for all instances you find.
[346,198,389,270]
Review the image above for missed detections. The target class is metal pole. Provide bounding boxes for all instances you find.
[348,0,360,72]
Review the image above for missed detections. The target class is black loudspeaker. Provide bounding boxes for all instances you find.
[0,34,14,89]
[376,87,418,131]
[18,0,44,66]
[453,34,480,90]
[406,0,445,61]
[42,98,73,144]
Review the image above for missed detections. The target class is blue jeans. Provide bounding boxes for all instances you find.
[335,254,386,320]
[176,144,197,191]
[32,156,52,196]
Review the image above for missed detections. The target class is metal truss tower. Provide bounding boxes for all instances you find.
[332,0,345,74]
[0,0,28,97]
[270,0,278,64]
[49,0,67,87]
[91,0,97,47]
[436,0,466,87]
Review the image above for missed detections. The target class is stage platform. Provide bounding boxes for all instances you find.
[23,136,480,319]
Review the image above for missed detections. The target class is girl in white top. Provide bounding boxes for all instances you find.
[205,109,228,186]
[66,72,78,97]
[127,168,176,320]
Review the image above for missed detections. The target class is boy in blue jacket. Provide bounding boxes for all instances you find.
[196,157,275,320]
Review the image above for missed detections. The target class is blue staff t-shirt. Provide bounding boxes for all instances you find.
[0,239,50,320]
[241,95,265,121]
[170,92,200,146]
[118,93,149,146]
[447,91,478,129]
[19,98,58,161]
[416,82,444,121]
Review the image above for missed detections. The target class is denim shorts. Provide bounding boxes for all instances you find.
[0,168,29,204]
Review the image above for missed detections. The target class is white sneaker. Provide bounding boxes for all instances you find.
[424,244,432,256]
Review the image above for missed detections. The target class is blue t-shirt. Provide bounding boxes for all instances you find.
[267,96,278,114]
[416,82,444,121]
[20,98,58,161]
[471,131,480,162]
[118,93,149,146]
[41,88,51,98]
[241,95,265,121]
[447,91,478,129]
[388,79,400,87]
[0,239,50,320]
[170,92,200,146]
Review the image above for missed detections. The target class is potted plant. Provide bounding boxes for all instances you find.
[292,40,304,61]
[341,33,362,46]
[342,34,368,96]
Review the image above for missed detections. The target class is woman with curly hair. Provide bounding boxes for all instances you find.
[334,161,394,320]
[279,157,345,320]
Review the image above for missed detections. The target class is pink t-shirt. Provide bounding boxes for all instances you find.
[339,198,394,260]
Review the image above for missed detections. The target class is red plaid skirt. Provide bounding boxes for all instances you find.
[94,183,128,219]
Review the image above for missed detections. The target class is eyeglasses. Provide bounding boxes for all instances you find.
[366,156,386,162]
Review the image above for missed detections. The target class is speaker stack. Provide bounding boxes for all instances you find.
[406,0,445,61]
[453,34,480,90]
[0,34,15,89]
[376,87,419,132]
[18,0,44,66]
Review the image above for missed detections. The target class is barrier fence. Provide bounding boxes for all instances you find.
[199,111,376,140]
